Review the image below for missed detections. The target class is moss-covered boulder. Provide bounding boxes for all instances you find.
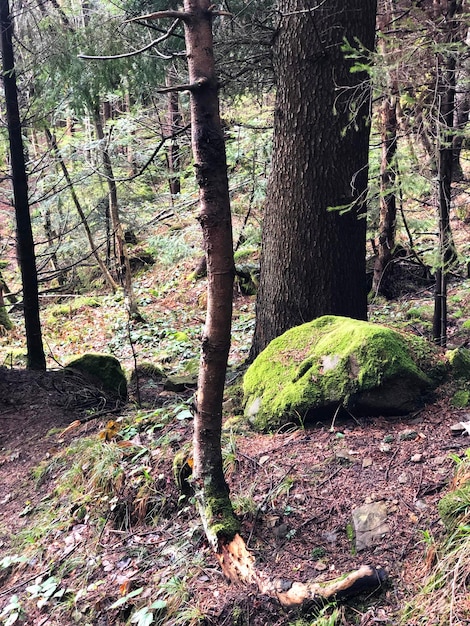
[446,347,470,380]
[243,316,444,431]
[66,353,127,400]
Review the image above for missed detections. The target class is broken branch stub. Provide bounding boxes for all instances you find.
[217,533,387,609]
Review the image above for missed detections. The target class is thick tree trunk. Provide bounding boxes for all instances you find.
[0,0,46,370]
[182,0,239,549]
[250,0,376,359]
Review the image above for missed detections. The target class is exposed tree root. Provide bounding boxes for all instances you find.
[217,533,387,609]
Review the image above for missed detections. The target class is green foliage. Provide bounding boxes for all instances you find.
[146,232,197,267]
[0,594,24,626]
[402,451,470,624]
[451,390,470,408]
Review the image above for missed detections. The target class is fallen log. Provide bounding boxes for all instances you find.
[217,533,387,610]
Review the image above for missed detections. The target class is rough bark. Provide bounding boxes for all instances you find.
[373,96,398,297]
[0,0,46,370]
[250,0,376,359]
[182,0,239,549]
[433,0,459,346]
[373,6,399,296]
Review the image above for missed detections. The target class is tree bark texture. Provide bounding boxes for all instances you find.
[0,0,46,370]
[373,6,399,297]
[373,96,398,296]
[433,0,459,346]
[250,0,377,359]
[182,0,239,549]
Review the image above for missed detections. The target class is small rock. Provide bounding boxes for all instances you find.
[273,523,290,540]
[398,472,408,484]
[379,443,392,453]
[362,457,373,468]
[411,453,423,463]
[352,502,389,551]
[415,499,428,511]
[450,421,470,436]
[399,429,418,441]
[314,561,328,571]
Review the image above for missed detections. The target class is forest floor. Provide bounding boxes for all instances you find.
[0,214,469,625]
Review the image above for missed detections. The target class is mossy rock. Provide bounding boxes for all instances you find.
[163,374,198,392]
[130,361,164,383]
[66,353,127,400]
[451,389,470,408]
[243,315,444,431]
[446,347,470,380]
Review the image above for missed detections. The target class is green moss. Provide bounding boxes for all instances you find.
[438,487,470,530]
[446,348,470,380]
[451,390,470,408]
[244,316,439,431]
[47,297,100,321]
[197,480,240,548]
[66,353,127,400]
[130,362,164,383]
[0,306,13,331]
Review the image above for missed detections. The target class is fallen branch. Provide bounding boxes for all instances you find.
[217,533,387,610]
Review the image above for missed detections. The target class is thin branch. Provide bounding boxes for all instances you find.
[78,19,180,60]
[156,78,208,93]
[124,10,189,24]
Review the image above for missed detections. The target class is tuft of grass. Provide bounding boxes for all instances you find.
[401,449,470,625]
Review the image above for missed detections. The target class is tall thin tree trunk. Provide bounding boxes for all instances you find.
[44,127,119,292]
[166,67,182,196]
[93,107,141,319]
[0,0,46,370]
[433,0,459,347]
[373,96,398,296]
[373,5,399,296]
[182,0,239,549]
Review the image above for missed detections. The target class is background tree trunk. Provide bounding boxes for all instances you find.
[45,127,119,293]
[166,66,182,196]
[0,0,46,370]
[433,0,459,346]
[373,4,399,296]
[182,0,239,549]
[250,0,377,359]
[93,107,141,319]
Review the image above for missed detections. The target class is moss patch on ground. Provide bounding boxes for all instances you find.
[243,315,443,431]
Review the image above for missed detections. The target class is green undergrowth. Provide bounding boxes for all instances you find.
[0,403,211,625]
[0,401,268,626]
[401,449,470,625]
